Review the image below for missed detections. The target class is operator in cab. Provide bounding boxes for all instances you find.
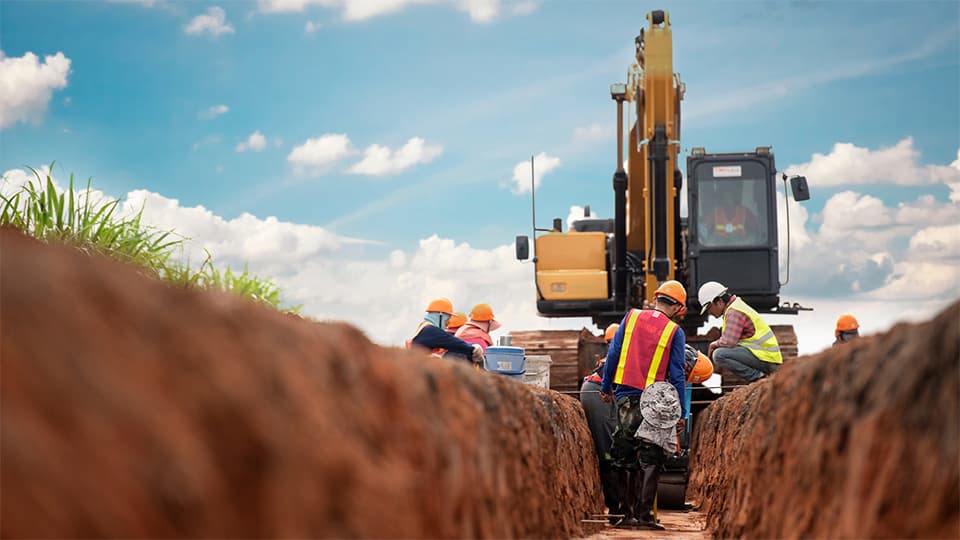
[698,181,761,246]
[698,281,782,382]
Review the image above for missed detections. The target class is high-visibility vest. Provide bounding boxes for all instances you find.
[714,207,746,237]
[722,297,782,364]
[405,321,446,357]
[613,309,679,390]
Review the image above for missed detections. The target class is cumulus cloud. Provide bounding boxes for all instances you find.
[511,152,560,194]
[235,130,267,153]
[257,0,534,22]
[784,137,960,186]
[305,20,321,32]
[347,137,442,176]
[200,104,229,119]
[0,51,71,129]
[184,7,235,37]
[565,205,603,230]
[774,140,960,300]
[287,133,354,174]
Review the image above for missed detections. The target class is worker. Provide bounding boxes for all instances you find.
[685,346,714,384]
[455,303,501,355]
[699,181,761,246]
[580,323,621,523]
[408,298,483,364]
[446,312,467,335]
[834,314,860,345]
[698,281,782,382]
[600,281,688,530]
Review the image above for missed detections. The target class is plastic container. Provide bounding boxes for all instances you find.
[523,355,552,389]
[494,369,526,381]
[484,346,526,373]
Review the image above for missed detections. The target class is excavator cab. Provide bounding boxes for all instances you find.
[686,148,783,316]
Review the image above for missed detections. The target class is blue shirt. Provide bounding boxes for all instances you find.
[410,324,476,360]
[600,310,688,418]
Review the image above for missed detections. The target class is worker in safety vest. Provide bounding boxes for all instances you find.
[699,181,761,246]
[446,312,467,335]
[699,281,782,382]
[600,281,688,530]
[455,304,500,353]
[834,314,860,345]
[407,298,483,363]
[581,323,621,523]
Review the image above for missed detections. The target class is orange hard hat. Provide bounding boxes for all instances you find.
[469,303,495,322]
[655,280,687,309]
[688,352,714,383]
[836,314,859,332]
[448,312,467,329]
[604,323,619,343]
[426,297,454,315]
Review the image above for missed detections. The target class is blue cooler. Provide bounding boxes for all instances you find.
[485,346,526,379]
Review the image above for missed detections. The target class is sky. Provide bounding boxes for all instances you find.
[2,0,959,355]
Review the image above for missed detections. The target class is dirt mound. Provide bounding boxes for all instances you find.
[0,228,603,538]
[689,301,960,539]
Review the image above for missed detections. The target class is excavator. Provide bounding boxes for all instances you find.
[512,10,811,509]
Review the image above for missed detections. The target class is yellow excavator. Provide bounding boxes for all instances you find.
[513,10,812,508]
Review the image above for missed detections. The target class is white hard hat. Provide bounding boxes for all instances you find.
[698,281,728,315]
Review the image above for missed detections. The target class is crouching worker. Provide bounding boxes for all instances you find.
[581,323,622,523]
[407,298,483,364]
[600,281,687,530]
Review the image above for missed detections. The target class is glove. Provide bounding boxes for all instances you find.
[471,344,484,364]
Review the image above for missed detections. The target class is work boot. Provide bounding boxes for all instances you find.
[636,516,665,531]
[614,517,640,529]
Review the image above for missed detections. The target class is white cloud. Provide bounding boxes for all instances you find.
[235,130,268,153]
[287,134,354,173]
[948,150,960,203]
[257,0,534,22]
[347,137,442,176]
[0,51,71,129]
[774,140,960,300]
[511,152,560,194]
[184,6,235,37]
[200,104,229,119]
[573,122,612,143]
[305,20,321,32]
[784,137,960,186]
[565,205,602,230]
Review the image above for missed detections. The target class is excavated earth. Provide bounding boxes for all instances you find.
[690,300,960,539]
[0,228,604,538]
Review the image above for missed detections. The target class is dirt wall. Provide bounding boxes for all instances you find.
[690,301,960,539]
[0,228,603,538]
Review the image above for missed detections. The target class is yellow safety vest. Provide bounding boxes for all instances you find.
[722,297,782,364]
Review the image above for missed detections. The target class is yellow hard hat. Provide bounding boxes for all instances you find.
[426,297,453,315]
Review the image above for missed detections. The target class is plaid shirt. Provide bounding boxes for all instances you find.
[716,295,755,348]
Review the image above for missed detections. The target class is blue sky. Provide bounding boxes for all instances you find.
[2,0,959,352]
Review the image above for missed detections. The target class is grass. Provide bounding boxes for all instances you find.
[1,164,301,314]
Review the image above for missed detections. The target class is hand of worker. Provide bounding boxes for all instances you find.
[708,341,718,358]
[600,391,614,403]
[676,418,686,435]
[471,344,484,364]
